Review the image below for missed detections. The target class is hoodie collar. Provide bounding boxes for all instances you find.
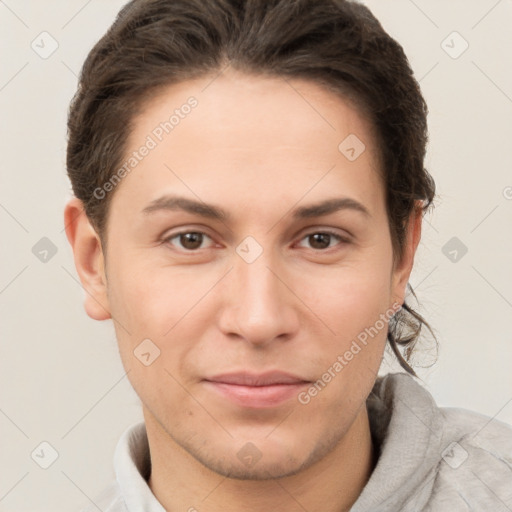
[351,373,445,511]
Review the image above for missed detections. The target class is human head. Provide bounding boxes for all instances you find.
[64,0,435,481]
[66,0,435,371]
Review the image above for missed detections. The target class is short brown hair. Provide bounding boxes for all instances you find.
[66,0,436,374]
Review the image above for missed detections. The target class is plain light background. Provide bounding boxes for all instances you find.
[1,0,511,510]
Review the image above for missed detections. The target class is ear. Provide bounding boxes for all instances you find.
[390,201,423,307]
[64,197,111,321]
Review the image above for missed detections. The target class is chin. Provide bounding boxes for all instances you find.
[197,454,308,481]
[183,430,341,482]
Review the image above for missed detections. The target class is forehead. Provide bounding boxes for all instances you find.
[132,69,377,156]
[112,69,384,223]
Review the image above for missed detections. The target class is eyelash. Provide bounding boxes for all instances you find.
[162,229,350,253]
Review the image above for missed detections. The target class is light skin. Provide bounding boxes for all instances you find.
[65,69,422,512]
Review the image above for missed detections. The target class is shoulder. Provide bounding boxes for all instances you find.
[440,405,512,449]
[429,406,512,509]
[368,373,512,509]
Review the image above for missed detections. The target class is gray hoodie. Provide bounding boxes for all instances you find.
[81,373,512,511]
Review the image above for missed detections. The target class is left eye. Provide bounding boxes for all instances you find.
[297,231,345,250]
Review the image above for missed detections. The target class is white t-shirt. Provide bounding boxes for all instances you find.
[80,373,512,511]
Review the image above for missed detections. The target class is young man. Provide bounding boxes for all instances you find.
[64,0,512,510]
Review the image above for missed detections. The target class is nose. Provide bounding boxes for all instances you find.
[217,247,300,347]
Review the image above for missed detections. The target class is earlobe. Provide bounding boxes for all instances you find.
[391,202,423,306]
[64,197,112,321]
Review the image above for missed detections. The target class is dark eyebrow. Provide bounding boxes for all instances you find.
[141,195,370,221]
[292,197,370,219]
[142,195,229,220]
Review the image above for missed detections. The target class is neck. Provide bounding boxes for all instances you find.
[145,406,375,512]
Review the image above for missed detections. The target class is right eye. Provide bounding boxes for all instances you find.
[163,231,215,252]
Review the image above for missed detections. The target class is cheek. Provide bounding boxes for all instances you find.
[107,256,209,336]
[297,258,393,340]
[105,262,206,419]
[106,259,221,384]
[297,271,392,419]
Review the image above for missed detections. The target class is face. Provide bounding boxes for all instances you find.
[67,69,418,480]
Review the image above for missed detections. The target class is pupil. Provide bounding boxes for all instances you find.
[181,233,202,249]
[310,233,330,249]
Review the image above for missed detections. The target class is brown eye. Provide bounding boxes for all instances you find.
[179,232,204,250]
[297,231,346,251]
[165,231,213,251]
[308,233,332,249]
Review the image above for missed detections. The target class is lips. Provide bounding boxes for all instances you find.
[206,371,309,386]
[203,371,311,408]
